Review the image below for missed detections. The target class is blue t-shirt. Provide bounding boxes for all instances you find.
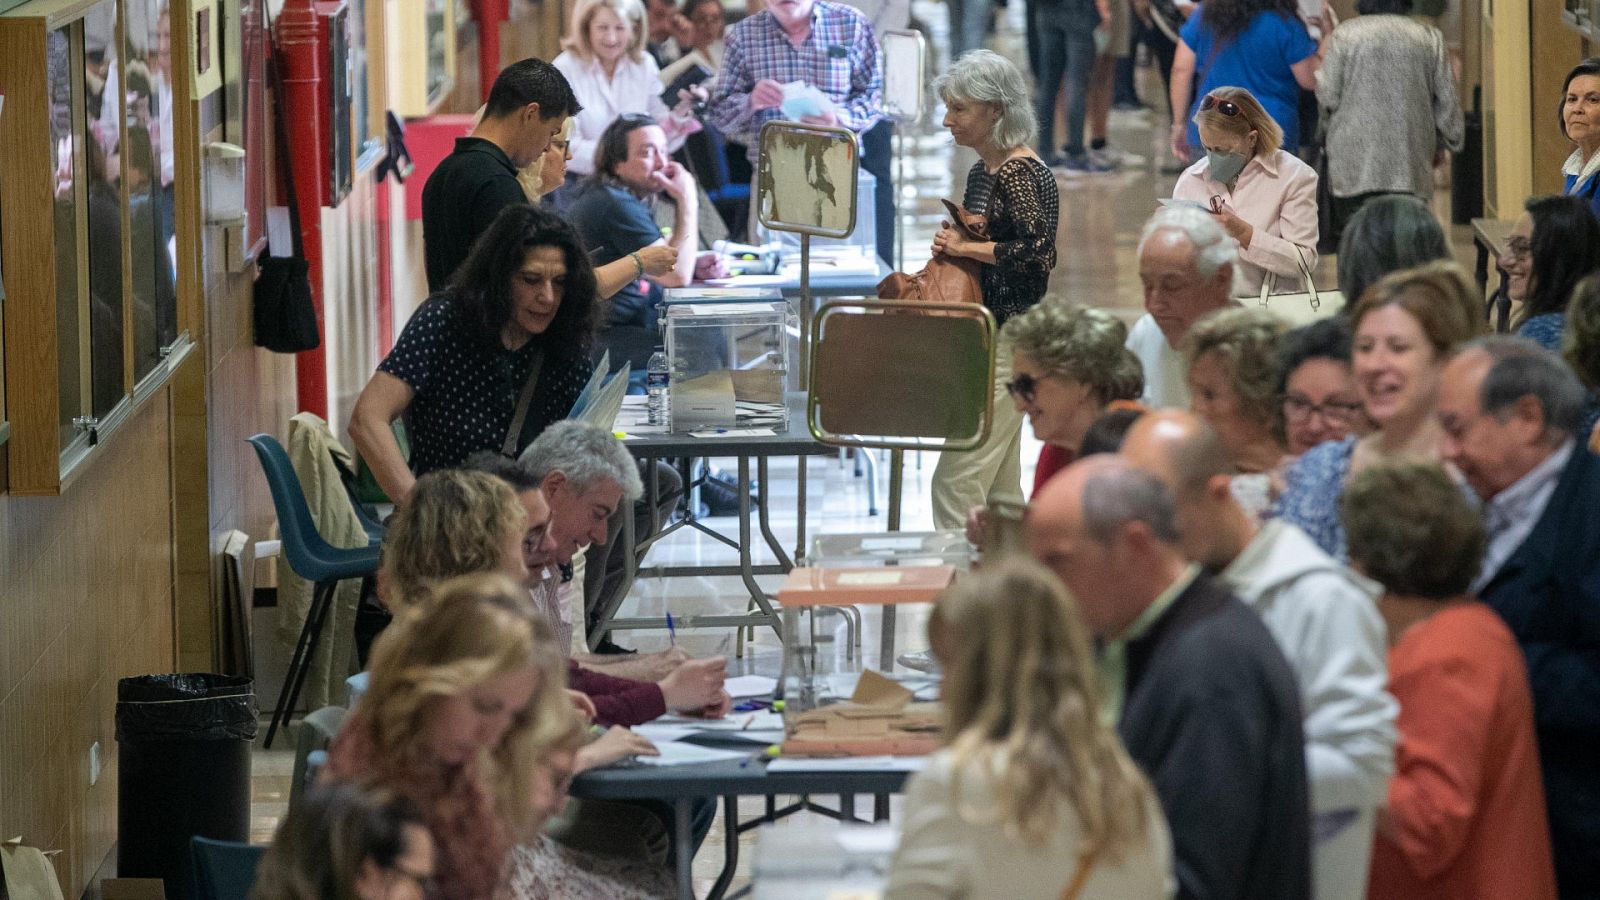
[1181,8,1317,153]
[566,178,664,329]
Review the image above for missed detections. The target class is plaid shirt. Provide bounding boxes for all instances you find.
[707,0,883,156]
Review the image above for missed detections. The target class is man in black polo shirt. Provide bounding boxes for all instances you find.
[421,58,580,291]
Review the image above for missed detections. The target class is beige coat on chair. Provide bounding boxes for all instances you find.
[275,412,366,711]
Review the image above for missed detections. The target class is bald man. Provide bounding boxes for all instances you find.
[1122,410,1396,900]
[1028,456,1310,900]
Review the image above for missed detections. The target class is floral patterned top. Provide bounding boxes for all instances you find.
[1272,435,1357,562]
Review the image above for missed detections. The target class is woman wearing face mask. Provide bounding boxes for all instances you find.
[1558,58,1600,221]
[1501,194,1600,351]
[1172,87,1320,297]
[1272,261,1481,560]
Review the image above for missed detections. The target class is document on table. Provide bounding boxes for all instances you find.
[766,756,928,773]
[631,742,750,767]
[725,674,778,698]
[656,710,786,732]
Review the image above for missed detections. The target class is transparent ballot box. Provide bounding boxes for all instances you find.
[808,530,974,569]
[661,286,784,308]
[663,300,794,432]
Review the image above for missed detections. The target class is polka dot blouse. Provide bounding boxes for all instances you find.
[378,295,593,475]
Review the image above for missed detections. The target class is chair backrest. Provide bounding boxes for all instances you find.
[246,433,345,577]
[190,837,265,900]
[808,299,996,451]
[289,705,348,812]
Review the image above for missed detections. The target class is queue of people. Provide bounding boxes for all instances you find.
[257,1,1600,895]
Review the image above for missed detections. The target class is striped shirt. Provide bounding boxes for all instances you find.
[707,0,882,157]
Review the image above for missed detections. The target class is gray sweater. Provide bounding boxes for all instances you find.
[1315,14,1463,199]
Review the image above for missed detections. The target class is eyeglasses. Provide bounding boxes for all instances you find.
[1504,235,1532,261]
[1282,395,1363,425]
[1200,95,1241,117]
[1004,373,1039,403]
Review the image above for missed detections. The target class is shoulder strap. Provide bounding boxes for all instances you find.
[501,351,546,457]
[266,48,305,260]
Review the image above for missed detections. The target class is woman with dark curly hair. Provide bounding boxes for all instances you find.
[1168,0,1320,162]
[1501,194,1600,349]
[350,204,600,506]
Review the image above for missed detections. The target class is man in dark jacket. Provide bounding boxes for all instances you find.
[1028,455,1311,900]
[420,58,579,291]
[1438,337,1600,898]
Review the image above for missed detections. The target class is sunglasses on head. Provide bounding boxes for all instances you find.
[1200,95,1241,118]
[1005,373,1039,402]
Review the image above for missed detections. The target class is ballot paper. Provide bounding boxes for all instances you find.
[725,674,778,698]
[631,742,749,767]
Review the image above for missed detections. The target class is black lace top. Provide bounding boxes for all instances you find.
[962,157,1059,325]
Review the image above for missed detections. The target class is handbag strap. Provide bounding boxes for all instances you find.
[1059,846,1100,900]
[501,352,546,457]
[266,47,305,260]
[1257,245,1321,311]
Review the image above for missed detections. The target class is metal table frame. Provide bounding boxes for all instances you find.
[591,395,835,648]
[569,749,909,900]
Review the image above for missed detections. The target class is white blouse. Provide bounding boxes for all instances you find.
[552,50,697,175]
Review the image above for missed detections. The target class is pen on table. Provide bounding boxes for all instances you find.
[666,612,676,646]
[740,713,756,730]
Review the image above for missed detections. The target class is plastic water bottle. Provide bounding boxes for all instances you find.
[647,348,670,427]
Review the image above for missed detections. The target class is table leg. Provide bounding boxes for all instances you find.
[588,457,651,651]
[796,455,809,565]
[707,795,741,900]
[737,457,784,636]
[756,456,794,569]
[840,793,856,820]
[874,793,890,822]
[1475,239,1490,295]
[674,798,695,900]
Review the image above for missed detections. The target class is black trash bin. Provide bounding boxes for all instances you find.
[116,674,258,899]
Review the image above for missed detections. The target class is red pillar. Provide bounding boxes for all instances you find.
[278,0,329,417]
[478,0,509,104]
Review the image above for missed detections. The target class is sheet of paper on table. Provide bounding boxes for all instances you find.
[631,742,751,767]
[725,674,778,698]
[765,756,928,773]
[689,428,776,438]
[656,709,786,732]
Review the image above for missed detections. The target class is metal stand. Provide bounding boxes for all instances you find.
[799,231,811,383]
[881,448,905,669]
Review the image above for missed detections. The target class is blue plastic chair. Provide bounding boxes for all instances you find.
[190,837,265,900]
[247,434,381,748]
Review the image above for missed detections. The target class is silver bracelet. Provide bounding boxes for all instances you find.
[630,251,644,279]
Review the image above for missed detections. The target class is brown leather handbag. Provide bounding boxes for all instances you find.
[877,199,988,308]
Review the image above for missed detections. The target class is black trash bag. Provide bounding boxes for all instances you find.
[115,673,259,742]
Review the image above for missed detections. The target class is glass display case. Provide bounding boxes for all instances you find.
[385,0,454,117]
[662,300,793,433]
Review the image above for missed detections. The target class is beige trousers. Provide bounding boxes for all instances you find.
[930,336,1027,529]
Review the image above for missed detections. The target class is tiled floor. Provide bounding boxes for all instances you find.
[251,2,1481,893]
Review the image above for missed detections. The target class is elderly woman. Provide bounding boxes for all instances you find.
[1558,57,1600,220]
[1172,86,1319,296]
[1277,317,1368,456]
[1274,261,1481,560]
[1169,0,1319,162]
[1315,0,1462,241]
[1340,463,1557,900]
[349,205,598,506]
[1182,306,1289,516]
[554,0,700,182]
[1335,195,1450,312]
[928,50,1060,529]
[1502,194,1600,349]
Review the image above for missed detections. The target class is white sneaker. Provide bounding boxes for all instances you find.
[1087,147,1126,170]
[897,649,941,673]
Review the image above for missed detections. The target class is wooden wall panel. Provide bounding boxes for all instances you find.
[0,393,177,897]
[1532,0,1588,194]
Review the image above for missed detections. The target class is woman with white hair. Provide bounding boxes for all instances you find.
[554,0,701,183]
[928,49,1061,530]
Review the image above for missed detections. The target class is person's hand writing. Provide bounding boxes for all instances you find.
[660,656,727,711]
[575,727,659,772]
[1212,204,1253,249]
[681,689,733,719]
[750,79,786,111]
[637,244,679,278]
[567,689,599,722]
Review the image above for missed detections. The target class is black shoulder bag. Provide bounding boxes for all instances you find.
[253,51,321,353]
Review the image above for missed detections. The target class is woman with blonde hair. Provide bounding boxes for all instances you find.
[1183,306,1290,515]
[553,0,700,183]
[378,469,529,611]
[885,560,1174,899]
[1274,260,1482,559]
[325,574,574,900]
[1172,86,1319,296]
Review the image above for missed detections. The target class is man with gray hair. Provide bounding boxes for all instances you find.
[1027,455,1311,900]
[1436,336,1600,895]
[1127,205,1241,408]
